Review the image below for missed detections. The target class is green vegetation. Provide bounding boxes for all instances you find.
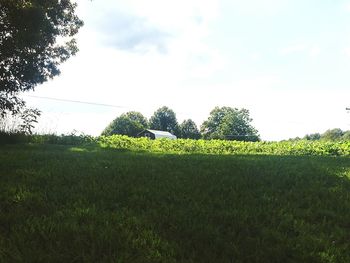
[179,119,201,139]
[149,106,180,137]
[0,0,82,116]
[102,111,148,137]
[299,129,350,142]
[98,135,350,156]
[102,106,260,141]
[2,133,350,156]
[0,143,350,262]
[201,106,259,141]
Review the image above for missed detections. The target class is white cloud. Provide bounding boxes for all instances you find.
[224,0,288,16]
[77,0,219,52]
[280,44,307,55]
[309,46,321,57]
[125,0,219,30]
[344,47,350,57]
[280,44,321,58]
[345,3,350,12]
[249,53,262,61]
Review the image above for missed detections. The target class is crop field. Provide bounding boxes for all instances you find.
[0,142,350,262]
[25,134,350,156]
[97,135,350,156]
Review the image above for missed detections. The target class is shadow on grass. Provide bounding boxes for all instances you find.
[0,144,350,262]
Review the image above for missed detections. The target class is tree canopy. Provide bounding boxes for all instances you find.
[303,133,321,141]
[102,106,263,141]
[0,0,83,116]
[102,111,148,137]
[179,119,201,139]
[149,106,180,136]
[321,128,344,141]
[343,131,350,140]
[201,106,259,141]
[291,129,350,141]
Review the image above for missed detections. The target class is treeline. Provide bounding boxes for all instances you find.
[290,128,350,141]
[102,106,260,141]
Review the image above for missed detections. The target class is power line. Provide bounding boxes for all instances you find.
[21,94,203,116]
[23,95,127,109]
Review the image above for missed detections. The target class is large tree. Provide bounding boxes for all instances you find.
[149,106,180,136]
[179,119,201,139]
[0,0,83,116]
[102,111,148,137]
[123,111,148,128]
[201,106,259,141]
[321,128,344,141]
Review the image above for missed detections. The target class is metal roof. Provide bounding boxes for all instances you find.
[141,129,177,139]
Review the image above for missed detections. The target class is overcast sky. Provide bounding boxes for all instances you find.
[24,0,350,140]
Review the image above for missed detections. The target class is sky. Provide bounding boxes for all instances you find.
[23,0,350,141]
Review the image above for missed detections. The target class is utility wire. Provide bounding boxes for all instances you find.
[21,94,203,116]
[23,95,127,109]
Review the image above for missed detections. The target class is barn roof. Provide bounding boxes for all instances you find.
[147,129,174,136]
[139,129,177,139]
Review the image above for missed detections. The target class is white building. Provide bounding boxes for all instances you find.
[138,129,177,140]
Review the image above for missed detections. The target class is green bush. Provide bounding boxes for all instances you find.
[0,131,29,144]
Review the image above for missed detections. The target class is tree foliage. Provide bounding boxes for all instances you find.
[0,0,83,116]
[123,111,148,128]
[321,128,344,141]
[149,106,180,136]
[201,106,259,141]
[343,131,350,141]
[303,133,321,141]
[291,129,350,141]
[102,111,148,137]
[0,107,40,134]
[179,119,201,139]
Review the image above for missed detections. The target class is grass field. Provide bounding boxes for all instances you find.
[1,143,350,262]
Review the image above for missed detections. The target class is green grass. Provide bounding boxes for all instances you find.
[1,144,350,262]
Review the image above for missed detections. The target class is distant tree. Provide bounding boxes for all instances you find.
[304,133,321,141]
[102,111,148,137]
[149,106,180,136]
[201,106,259,141]
[321,128,344,141]
[0,0,83,116]
[285,136,302,142]
[123,111,148,128]
[180,119,201,139]
[341,131,350,141]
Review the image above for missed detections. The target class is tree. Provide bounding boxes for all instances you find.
[0,0,83,116]
[149,106,180,136]
[304,133,321,141]
[102,111,148,137]
[321,128,344,141]
[201,106,259,141]
[123,111,148,128]
[179,119,201,139]
[342,131,350,141]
